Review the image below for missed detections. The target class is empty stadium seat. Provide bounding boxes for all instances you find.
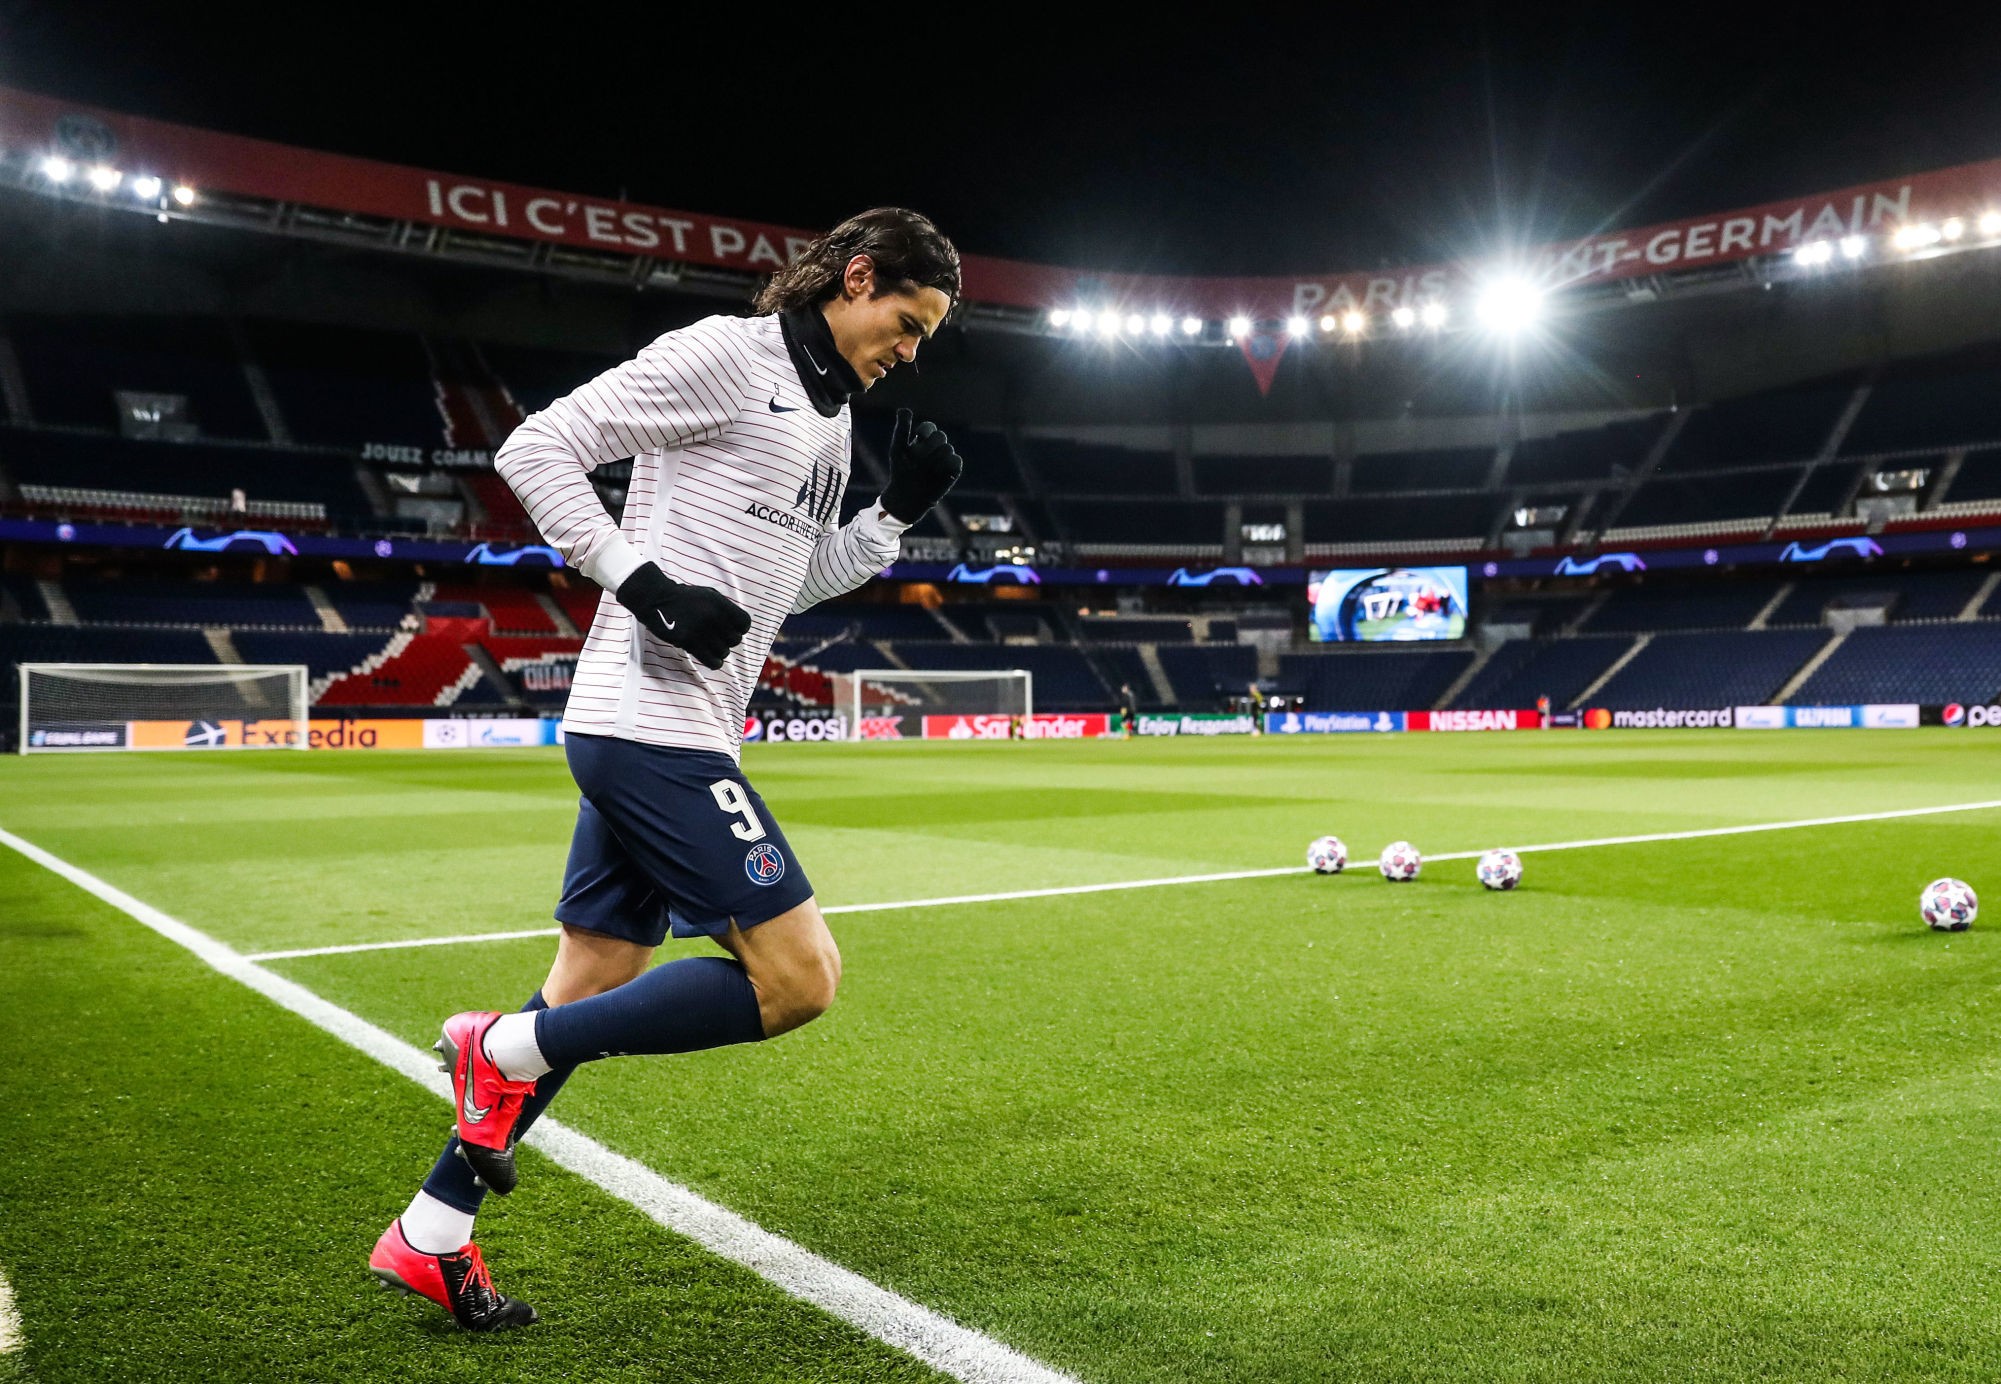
[878,641,1110,709]
[1789,623,2001,705]
[1279,648,1475,711]
[1589,629,1828,709]
[1659,379,1857,472]
[1582,583,1783,634]
[1448,636,1630,710]
[8,314,265,439]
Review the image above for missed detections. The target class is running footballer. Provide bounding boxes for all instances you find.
[368,208,962,1329]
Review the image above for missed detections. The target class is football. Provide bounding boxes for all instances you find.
[1379,841,1422,881]
[1921,877,1978,931]
[1477,849,1524,891]
[1306,835,1348,874]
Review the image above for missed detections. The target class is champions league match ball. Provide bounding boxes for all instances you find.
[1477,849,1524,891]
[1378,841,1422,882]
[1921,878,1979,931]
[1306,836,1348,875]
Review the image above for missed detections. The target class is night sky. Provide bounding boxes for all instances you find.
[6,4,2001,277]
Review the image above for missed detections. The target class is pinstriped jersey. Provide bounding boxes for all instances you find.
[493,312,906,758]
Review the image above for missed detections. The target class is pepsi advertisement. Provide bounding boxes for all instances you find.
[1308,566,1469,642]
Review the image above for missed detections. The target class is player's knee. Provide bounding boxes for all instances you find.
[764,936,840,1035]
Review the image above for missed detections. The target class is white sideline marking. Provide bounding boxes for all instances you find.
[243,797,2001,962]
[0,825,1079,1384]
[0,1267,20,1354]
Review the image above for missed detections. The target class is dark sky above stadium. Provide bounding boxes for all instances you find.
[7,4,2001,277]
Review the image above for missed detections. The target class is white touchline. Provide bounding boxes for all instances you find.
[0,824,1080,1384]
[241,796,2001,962]
[0,1265,21,1355]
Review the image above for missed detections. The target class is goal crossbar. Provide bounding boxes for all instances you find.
[18,662,311,753]
[842,668,1033,738]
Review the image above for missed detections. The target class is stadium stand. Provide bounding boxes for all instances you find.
[314,631,508,707]
[1029,437,1177,495]
[0,428,374,522]
[1841,347,2001,455]
[1156,644,1259,707]
[1350,447,1494,493]
[246,320,443,450]
[1589,629,1830,709]
[7,314,266,440]
[62,579,321,629]
[1511,415,1665,484]
[1658,378,1856,471]
[1193,453,1336,495]
[1448,635,1630,711]
[1279,648,1475,711]
[1788,623,2001,705]
[878,641,1110,709]
[1581,582,1784,633]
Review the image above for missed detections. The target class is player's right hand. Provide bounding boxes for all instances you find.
[614,562,751,670]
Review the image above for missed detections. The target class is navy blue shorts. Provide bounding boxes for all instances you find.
[554,732,814,946]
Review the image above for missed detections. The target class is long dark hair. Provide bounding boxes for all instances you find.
[753,207,961,317]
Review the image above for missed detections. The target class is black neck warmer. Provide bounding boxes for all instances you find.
[778,304,864,417]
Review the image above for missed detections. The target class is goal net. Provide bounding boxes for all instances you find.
[17,663,311,753]
[834,668,1032,740]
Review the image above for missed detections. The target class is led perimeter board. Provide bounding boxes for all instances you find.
[1308,566,1469,642]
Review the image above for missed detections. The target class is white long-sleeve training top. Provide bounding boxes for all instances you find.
[493,312,908,758]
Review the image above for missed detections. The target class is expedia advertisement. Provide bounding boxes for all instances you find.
[1133,713,1259,736]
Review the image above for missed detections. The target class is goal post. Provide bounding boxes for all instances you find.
[17,663,311,753]
[836,668,1033,740]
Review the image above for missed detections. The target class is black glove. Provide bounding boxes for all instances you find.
[880,408,963,523]
[615,562,751,670]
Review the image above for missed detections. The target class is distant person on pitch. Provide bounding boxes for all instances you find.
[367,209,962,1330]
[1118,682,1137,737]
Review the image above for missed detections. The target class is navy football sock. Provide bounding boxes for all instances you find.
[534,956,765,1067]
[420,990,577,1216]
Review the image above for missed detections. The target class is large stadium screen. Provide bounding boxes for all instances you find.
[1308,566,1470,642]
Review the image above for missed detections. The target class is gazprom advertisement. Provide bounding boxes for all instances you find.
[1308,567,1469,642]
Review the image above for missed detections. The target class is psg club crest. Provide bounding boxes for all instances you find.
[743,843,786,886]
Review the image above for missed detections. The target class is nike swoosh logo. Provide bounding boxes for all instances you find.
[662,620,676,630]
[462,1087,492,1124]
[799,343,830,376]
[769,397,802,413]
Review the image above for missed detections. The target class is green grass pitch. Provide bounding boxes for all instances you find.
[2,729,2000,1382]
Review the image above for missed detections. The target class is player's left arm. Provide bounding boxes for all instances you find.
[791,409,961,613]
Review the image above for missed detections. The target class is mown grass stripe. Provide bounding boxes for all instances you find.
[241,796,2001,961]
[0,823,1080,1384]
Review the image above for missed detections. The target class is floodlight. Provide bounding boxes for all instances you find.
[1069,309,1093,332]
[86,166,120,192]
[1227,316,1251,339]
[130,175,162,200]
[1095,312,1121,339]
[1318,314,1338,334]
[1124,313,1146,335]
[1943,217,1966,242]
[1048,308,1071,328]
[1475,278,1542,332]
[41,156,73,183]
[1839,235,1867,260]
[1983,212,2001,236]
[1285,316,1311,337]
[1149,313,1172,336]
[1391,305,1417,329]
[1341,310,1367,335]
[1795,241,1832,266]
[1180,317,1203,336]
[172,184,196,206]
[1419,302,1448,329]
